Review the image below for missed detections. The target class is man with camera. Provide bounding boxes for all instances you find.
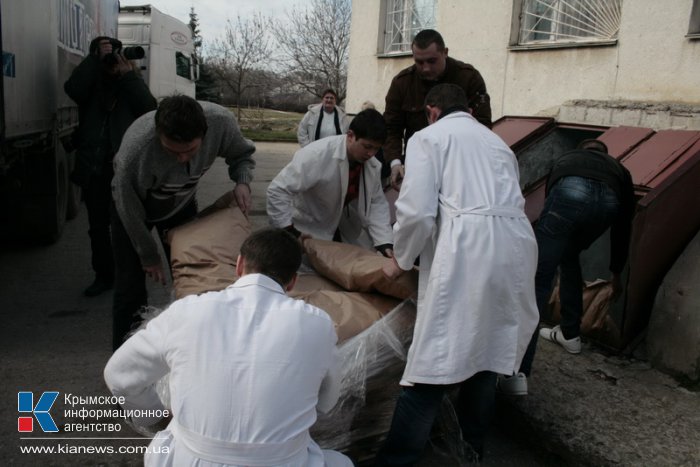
[65,36,157,297]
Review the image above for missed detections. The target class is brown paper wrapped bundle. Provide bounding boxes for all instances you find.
[303,238,418,300]
[168,192,251,299]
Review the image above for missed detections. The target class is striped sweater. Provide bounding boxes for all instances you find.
[112,101,255,266]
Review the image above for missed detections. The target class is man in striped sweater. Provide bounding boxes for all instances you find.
[111,95,255,350]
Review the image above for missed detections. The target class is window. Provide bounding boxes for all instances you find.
[381,0,436,55]
[514,0,622,47]
[689,0,700,37]
[176,52,191,79]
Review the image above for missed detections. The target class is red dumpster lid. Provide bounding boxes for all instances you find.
[621,130,700,187]
[597,126,655,159]
[492,116,554,152]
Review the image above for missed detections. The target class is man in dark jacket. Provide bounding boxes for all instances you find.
[65,36,157,297]
[500,139,636,396]
[383,29,491,190]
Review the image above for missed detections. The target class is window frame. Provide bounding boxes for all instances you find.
[377,0,436,57]
[175,51,191,80]
[509,0,621,51]
[688,0,700,39]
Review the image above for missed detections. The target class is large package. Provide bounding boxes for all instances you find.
[163,200,427,459]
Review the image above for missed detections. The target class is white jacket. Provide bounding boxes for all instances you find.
[393,111,539,385]
[104,274,351,467]
[267,134,393,248]
[297,103,349,147]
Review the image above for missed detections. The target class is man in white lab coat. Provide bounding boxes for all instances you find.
[267,109,394,257]
[104,228,352,467]
[376,84,539,464]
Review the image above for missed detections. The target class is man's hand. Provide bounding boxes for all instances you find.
[97,39,112,58]
[390,164,405,191]
[114,52,133,76]
[382,256,405,280]
[143,263,167,286]
[233,183,252,216]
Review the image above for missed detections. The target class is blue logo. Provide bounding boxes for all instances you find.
[18,392,59,432]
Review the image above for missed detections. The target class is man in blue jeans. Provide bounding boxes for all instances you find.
[501,139,636,395]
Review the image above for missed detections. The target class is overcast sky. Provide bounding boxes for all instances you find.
[120,0,302,46]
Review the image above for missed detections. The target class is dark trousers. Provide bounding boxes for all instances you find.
[375,371,497,466]
[111,199,197,350]
[83,169,114,282]
[520,176,620,376]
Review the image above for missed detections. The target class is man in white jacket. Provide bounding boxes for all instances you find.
[377,84,539,464]
[268,108,394,256]
[104,228,352,467]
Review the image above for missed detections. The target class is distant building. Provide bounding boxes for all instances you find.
[346,0,700,129]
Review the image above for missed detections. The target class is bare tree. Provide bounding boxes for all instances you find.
[208,13,273,118]
[274,0,351,102]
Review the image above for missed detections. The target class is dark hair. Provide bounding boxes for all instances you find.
[578,139,608,153]
[424,83,468,111]
[239,228,302,287]
[321,89,338,100]
[412,29,446,51]
[349,108,387,143]
[155,95,208,142]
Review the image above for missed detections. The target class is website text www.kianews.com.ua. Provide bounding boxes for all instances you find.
[19,443,169,456]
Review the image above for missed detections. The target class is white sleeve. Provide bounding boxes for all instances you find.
[266,148,315,228]
[317,347,342,414]
[297,111,313,147]
[103,310,172,424]
[393,133,440,270]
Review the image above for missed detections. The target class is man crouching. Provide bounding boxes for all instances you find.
[104,228,352,466]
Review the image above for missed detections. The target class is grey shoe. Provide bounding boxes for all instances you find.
[539,325,581,354]
[497,372,528,396]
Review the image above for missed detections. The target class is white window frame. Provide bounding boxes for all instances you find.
[688,0,700,38]
[509,0,622,50]
[378,0,436,56]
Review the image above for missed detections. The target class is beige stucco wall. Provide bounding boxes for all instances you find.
[346,0,700,119]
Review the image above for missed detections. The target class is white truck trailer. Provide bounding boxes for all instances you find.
[118,4,197,99]
[0,0,119,242]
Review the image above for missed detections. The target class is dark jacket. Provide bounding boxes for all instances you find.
[64,54,157,186]
[383,56,492,163]
[547,149,637,273]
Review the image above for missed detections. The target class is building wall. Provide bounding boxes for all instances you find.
[346,0,700,121]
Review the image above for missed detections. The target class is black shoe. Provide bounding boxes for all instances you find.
[83,277,113,297]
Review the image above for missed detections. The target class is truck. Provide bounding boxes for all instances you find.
[0,0,119,242]
[118,4,198,99]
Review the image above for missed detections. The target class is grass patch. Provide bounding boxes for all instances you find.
[241,129,298,142]
[228,107,303,142]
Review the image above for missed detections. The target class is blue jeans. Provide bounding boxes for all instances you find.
[375,371,497,466]
[520,176,620,376]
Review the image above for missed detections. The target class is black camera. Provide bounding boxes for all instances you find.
[102,38,145,65]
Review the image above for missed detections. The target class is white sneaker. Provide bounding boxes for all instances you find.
[539,325,581,354]
[496,372,528,396]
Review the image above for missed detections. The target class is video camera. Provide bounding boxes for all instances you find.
[102,38,145,65]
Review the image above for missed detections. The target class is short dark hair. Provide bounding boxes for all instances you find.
[239,228,302,287]
[412,29,446,51]
[578,139,608,154]
[155,95,208,142]
[424,83,468,112]
[89,36,111,55]
[349,108,387,143]
[321,88,338,100]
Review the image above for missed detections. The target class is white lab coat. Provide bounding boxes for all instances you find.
[393,111,539,386]
[104,274,352,467]
[267,135,393,249]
